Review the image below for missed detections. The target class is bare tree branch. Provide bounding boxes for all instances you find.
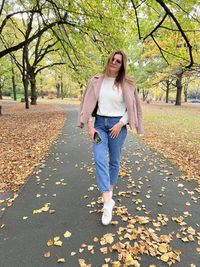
[50,27,78,71]
[152,34,193,64]
[151,34,169,65]
[35,62,66,75]
[146,3,160,15]
[130,0,142,39]
[0,10,41,35]
[143,13,168,41]
[0,20,80,58]
[160,26,200,32]
[156,0,193,68]
[35,41,59,65]
[168,0,200,23]
[0,0,5,17]
[135,0,147,9]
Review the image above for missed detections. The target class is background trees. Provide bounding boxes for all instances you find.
[0,0,199,106]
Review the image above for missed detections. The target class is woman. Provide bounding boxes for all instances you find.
[78,50,143,225]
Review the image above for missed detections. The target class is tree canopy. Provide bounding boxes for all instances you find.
[0,0,199,104]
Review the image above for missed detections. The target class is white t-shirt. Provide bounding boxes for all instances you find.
[96,76,128,125]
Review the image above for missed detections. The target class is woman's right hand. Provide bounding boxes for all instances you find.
[87,122,96,141]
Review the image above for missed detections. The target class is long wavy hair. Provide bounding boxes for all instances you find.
[103,50,127,87]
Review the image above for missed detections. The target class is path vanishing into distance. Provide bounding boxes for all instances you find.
[0,104,199,267]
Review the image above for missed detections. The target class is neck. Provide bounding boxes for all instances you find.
[106,70,118,78]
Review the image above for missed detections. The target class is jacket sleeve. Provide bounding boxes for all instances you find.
[78,77,94,128]
[134,88,143,134]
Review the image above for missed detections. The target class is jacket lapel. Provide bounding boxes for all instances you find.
[93,74,104,99]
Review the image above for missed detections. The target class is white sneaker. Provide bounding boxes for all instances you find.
[101,199,115,225]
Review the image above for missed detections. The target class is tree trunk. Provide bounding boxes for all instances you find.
[22,41,29,109]
[142,89,149,101]
[22,73,29,109]
[61,74,64,99]
[165,79,170,103]
[29,71,37,105]
[183,77,190,103]
[0,87,2,99]
[175,71,183,106]
[0,73,3,99]
[184,84,188,102]
[56,82,60,98]
[11,65,17,101]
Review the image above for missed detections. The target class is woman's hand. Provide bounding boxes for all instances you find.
[109,121,124,138]
[87,121,96,141]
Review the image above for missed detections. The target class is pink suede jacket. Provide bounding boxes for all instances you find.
[78,73,143,134]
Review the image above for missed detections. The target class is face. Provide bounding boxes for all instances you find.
[107,53,122,75]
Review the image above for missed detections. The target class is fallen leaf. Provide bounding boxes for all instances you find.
[160,253,170,262]
[43,251,51,258]
[158,243,168,253]
[57,258,65,263]
[64,231,71,238]
[47,239,53,247]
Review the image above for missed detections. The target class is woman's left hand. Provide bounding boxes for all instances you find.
[109,121,124,138]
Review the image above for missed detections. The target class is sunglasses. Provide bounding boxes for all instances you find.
[111,58,122,65]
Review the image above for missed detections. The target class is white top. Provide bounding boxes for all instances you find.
[96,76,128,125]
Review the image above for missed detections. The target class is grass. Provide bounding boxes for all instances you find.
[141,102,200,180]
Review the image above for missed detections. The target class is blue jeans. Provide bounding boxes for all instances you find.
[93,115,127,192]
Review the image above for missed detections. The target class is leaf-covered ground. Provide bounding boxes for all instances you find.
[0,101,199,266]
[141,103,200,182]
[0,100,66,192]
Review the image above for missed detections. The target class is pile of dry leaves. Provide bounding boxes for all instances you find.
[0,101,66,192]
[141,103,200,182]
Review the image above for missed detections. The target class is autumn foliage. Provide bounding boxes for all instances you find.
[142,102,200,182]
[0,101,66,192]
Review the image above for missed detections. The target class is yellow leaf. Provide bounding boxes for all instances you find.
[54,236,60,242]
[47,239,53,247]
[54,240,62,246]
[78,259,91,267]
[64,231,71,238]
[111,221,118,225]
[57,258,65,263]
[158,243,168,253]
[187,227,196,235]
[111,261,121,267]
[100,247,108,254]
[42,206,49,212]
[103,233,114,244]
[160,253,170,262]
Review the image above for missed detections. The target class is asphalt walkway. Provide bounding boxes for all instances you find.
[0,105,199,267]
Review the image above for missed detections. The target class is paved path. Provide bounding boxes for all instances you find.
[0,105,199,267]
